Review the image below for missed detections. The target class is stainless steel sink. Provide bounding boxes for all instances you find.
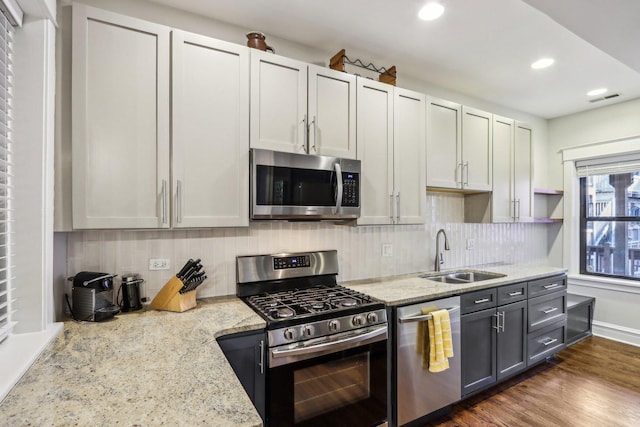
[420,270,506,284]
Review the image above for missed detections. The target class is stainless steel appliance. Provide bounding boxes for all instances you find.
[118,274,144,312]
[237,250,388,427]
[68,271,120,322]
[395,296,461,426]
[250,149,360,220]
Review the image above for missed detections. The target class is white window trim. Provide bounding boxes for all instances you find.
[561,135,640,285]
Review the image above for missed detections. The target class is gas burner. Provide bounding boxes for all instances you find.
[336,298,357,307]
[309,301,326,310]
[274,307,295,318]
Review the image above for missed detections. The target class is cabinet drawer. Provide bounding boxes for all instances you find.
[528,291,567,332]
[497,282,527,305]
[528,322,566,365]
[461,288,497,314]
[528,275,566,298]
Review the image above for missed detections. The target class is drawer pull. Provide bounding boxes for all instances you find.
[543,283,561,290]
[541,337,558,346]
[474,298,490,304]
[542,307,558,314]
[508,291,523,296]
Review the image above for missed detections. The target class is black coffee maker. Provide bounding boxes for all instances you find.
[68,272,120,321]
[119,274,144,312]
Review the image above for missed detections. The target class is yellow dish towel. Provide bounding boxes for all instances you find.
[422,308,453,372]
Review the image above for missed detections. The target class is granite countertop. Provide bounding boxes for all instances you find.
[0,296,266,427]
[343,264,567,306]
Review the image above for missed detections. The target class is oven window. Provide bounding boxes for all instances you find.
[256,165,336,206]
[294,353,370,423]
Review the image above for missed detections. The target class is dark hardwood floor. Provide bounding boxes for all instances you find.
[426,336,640,426]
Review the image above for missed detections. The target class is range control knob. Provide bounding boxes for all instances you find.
[328,319,340,332]
[352,314,365,327]
[367,312,379,324]
[302,324,315,337]
[283,328,297,341]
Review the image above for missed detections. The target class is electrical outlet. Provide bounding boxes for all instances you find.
[466,239,475,250]
[382,244,393,257]
[149,258,170,270]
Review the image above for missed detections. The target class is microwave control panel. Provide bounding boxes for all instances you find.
[342,172,359,207]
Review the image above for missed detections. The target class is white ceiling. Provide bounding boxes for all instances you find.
[149,0,640,119]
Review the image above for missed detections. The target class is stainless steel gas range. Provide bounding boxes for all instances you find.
[237,250,388,427]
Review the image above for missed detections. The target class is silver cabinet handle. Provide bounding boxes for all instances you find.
[334,162,343,214]
[512,199,517,220]
[301,114,308,153]
[542,307,558,314]
[541,337,558,347]
[396,192,400,222]
[398,306,459,323]
[515,198,521,221]
[389,194,394,223]
[176,179,183,224]
[543,283,561,290]
[311,115,318,152]
[500,311,506,332]
[508,291,523,297]
[457,162,464,187]
[258,340,264,374]
[161,179,167,224]
[493,312,501,331]
[474,298,490,304]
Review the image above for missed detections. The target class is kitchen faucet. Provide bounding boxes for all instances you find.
[434,229,450,272]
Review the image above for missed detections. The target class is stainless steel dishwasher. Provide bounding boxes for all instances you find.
[395,296,461,426]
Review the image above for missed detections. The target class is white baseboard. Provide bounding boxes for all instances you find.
[593,320,640,347]
[0,322,63,403]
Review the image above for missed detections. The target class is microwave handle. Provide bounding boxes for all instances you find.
[334,163,343,214]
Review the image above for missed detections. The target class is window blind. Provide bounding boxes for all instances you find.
[576,153,640,178]
[0,9,14,343]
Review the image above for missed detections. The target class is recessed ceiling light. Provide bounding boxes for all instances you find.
[418,2,445,21]
[587,88,608,96]
[531,58,555,70]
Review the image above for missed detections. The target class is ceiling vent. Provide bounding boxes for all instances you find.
[589,93,620,103]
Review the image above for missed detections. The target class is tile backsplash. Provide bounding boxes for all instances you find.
[64,193,550,302]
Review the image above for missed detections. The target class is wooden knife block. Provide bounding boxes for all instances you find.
[151,276,197,313]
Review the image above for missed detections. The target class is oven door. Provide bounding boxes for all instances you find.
[267,325,387,427]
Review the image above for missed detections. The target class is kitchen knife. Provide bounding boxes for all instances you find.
[176,259,194,280]
[178,258,201,281]
[182,263,203,283]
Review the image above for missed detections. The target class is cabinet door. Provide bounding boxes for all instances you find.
[491,115,514,222]
[250,50,307,154]
[356,79,394,225]
[461,308,497,396]
[308,65,356,159]
[72,5,170,229]
[426,97,461,189]
[172,31,249,228]
[462,106,492,191]
[393,88,426,224]
[497,300,527,380]
[514,123,534,222]
[217,331,266,422]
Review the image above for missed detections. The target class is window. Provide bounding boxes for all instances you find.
[579,161,640,281]
[0,5,15,343]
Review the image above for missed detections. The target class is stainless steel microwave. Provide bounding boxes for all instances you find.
[250,149,361,220]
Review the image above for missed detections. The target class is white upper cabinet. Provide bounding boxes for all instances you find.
[426,97,461,189]
[426,99,492,191]
[357,81,425,225]
[250,50,357,158]
[307,65,357,158]
[250,50,307,154]
[172,30,249,228]
[462,106,493,191]
[356,79,394,225]
[491,116,533,223]
[393,88,426,225]
[72,4,170,229]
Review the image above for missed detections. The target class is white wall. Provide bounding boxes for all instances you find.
[548,98,640,346]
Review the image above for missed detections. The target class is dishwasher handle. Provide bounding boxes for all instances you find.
[398,306,459,323]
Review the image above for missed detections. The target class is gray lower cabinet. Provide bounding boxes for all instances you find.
[461,295,527,397]
[217,330,266,421]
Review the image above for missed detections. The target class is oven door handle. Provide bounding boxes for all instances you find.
[271,326,387,360]
[398,306,459,323]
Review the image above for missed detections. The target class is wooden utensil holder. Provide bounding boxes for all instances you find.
[151,276,197,313]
